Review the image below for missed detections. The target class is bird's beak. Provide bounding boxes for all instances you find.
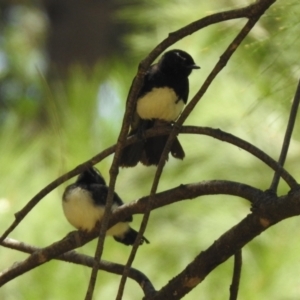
[189,64,200,70]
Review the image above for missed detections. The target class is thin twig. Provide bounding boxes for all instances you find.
[83,51,158,300]
[138,0,266,68]
[181,126,297,188]
[4,180,300,289]
[229,250,242,300]
[269,79,300,192]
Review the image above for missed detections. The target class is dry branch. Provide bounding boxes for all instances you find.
[2,179,300,294]
[1,238,155,296]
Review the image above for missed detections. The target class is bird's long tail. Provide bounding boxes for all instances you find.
[113,228,150,246]
[141,135,185,166]
[119,119,185,167]
[119,137,145,167]
[119,119,151,167]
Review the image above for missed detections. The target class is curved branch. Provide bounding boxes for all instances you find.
[1,123,297,245]
[180,126,298,189]
[0,123,296,245]
[139,0,275,68]
[1,238,155,296]
[145,189,300,300]
[2,180,300,295]
[0,180,263,286]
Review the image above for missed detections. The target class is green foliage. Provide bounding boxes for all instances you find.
[1,1,300,299]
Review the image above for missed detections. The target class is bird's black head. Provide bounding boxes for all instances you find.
[76,167,106,186]
[158,49,200,77]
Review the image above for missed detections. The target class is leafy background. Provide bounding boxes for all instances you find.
[1,0,300,299]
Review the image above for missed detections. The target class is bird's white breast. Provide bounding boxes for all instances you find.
[63,187,103,231]
[62,187,129,235]
[137,87,184,121]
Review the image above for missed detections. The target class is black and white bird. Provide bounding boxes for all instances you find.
[120,49,200,167]
[62,167,149,246]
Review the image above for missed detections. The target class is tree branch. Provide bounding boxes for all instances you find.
[0,180,263,286]
[1,238,155,297]
[145,188,300,299]
[180,126,298,189]
[2,180,300,289]
[269,79,300,192]
[229,250,242,300]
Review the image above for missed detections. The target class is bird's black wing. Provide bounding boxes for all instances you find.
[130,65,158,130]
[88,184,133,222]
[137,64,166,98]
[120,66,158,167]
[129,64,169,133]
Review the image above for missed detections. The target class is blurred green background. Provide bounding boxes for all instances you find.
[1,0,300,299]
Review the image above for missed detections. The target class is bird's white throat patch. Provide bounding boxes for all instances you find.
[62,187,129,236]
[137,87,184,121]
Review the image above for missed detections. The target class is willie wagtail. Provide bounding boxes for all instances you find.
[120,49,200,167]
[62,167,149,246]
